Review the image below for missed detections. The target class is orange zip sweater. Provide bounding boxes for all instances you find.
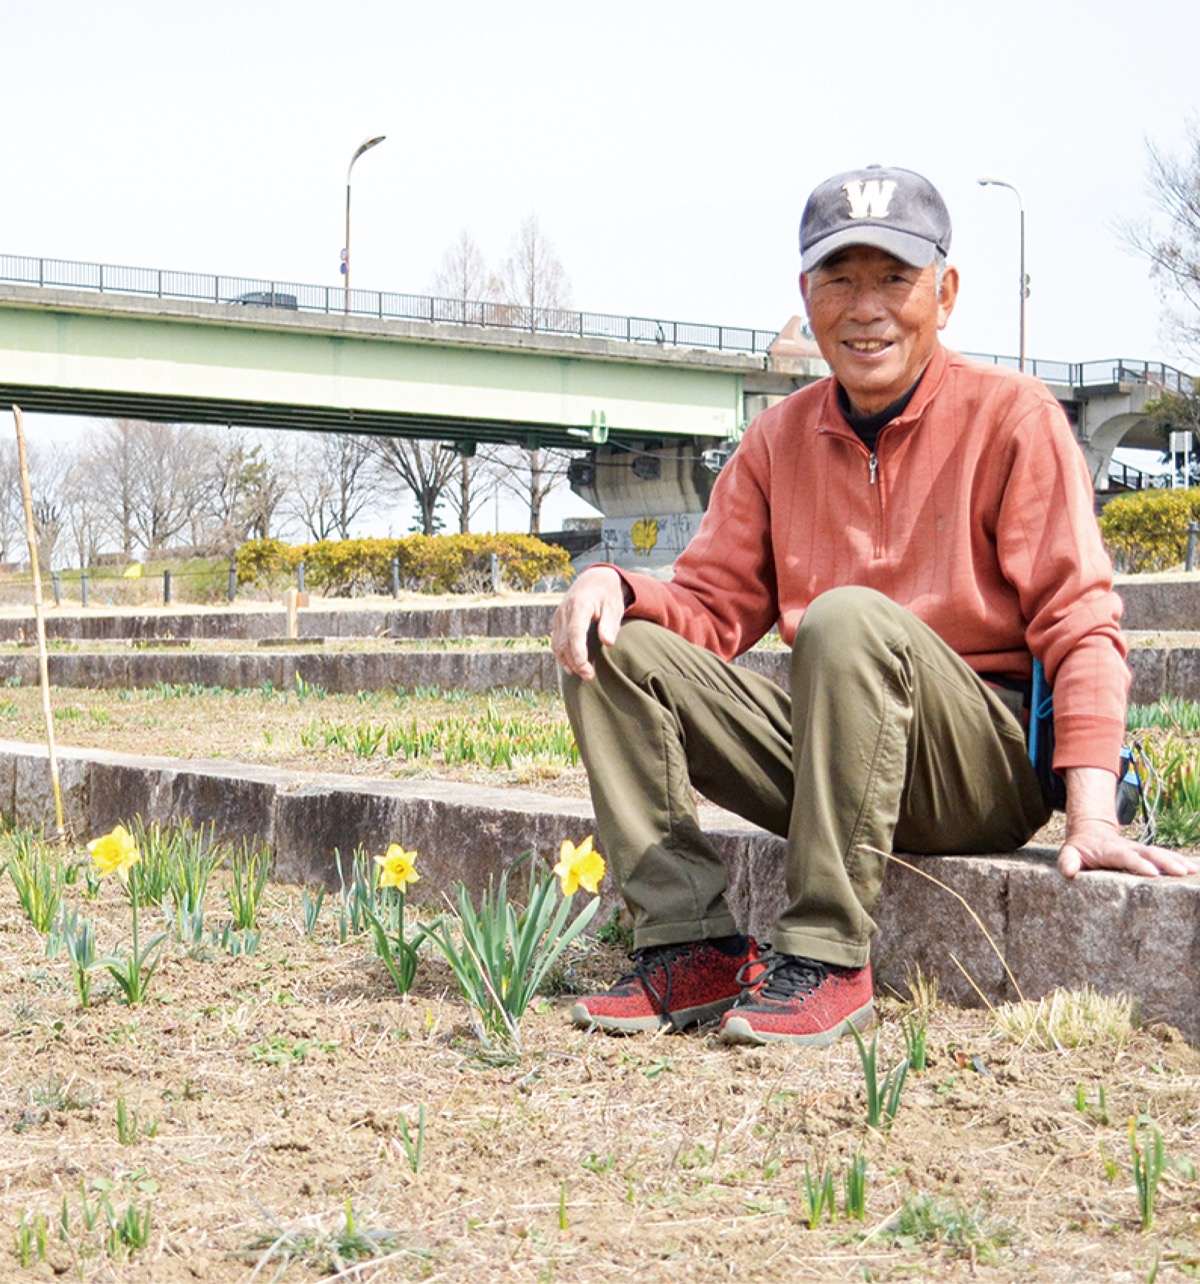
[621,344,1129,773]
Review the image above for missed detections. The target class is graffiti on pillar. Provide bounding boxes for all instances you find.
[630,517,659,556]
[600,512,704,561]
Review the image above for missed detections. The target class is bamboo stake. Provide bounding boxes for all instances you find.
[12,405,65,843]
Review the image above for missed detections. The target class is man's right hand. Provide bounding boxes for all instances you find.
[551,567,626,681]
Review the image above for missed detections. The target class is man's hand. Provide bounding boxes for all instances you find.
[551,567,627,681]
[1057,766,1200,880]
[1057,820,1199,879]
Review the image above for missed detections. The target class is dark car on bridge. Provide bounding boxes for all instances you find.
[232,290,299,310]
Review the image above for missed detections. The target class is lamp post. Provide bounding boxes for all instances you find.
[977,174,1028,372]
[343,134,386,317]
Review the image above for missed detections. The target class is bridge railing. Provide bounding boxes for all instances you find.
[0,253,780,357]
[1077,359,1194,395]
[5,252,1196,385]
[962,351,1077,384]
[963,350,1195,394]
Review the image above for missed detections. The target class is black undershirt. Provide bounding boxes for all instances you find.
[836,375,923,452]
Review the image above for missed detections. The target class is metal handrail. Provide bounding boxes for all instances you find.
[962,350,1194,394]
[0,252,780,357]
[1106,460,1172,492]
[3,252,1195,387]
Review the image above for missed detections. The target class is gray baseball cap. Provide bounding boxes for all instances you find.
[800,165,952,273]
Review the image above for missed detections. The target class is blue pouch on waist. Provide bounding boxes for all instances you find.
[1029,659,1067,811]
[1029,658,1141,822]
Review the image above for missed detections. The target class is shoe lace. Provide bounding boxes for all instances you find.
[617,942,693,1021]
[738,953,827,1001]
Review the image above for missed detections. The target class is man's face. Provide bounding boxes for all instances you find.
[800,245,958,417]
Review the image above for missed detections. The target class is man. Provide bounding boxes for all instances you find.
[552,165,1198,1048]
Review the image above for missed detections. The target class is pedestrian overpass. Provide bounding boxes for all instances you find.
[0,253,1189,520]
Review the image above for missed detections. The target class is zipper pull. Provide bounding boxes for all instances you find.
[869,452,878,485]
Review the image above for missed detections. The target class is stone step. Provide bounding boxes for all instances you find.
[0,648,562,694]
[737,646,1200,707]
[0,643,1197,703]
[1117,576,1200,632]
[0,573,1192,643]
[0,601,559,643]
[3,738,1195,1044]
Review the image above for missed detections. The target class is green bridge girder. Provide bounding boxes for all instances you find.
[2,280,1178,507]
[0,284,761,450]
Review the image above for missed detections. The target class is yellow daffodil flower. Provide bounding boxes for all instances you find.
[374,843,420,891]
[87,824,141,879]
[553,835,606,896]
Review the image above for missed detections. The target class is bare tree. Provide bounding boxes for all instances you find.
[0,439,28,564]
[78,420,139,556]
[200,429,262,551]
[370,437,456,535]
[203,431,290,547]
[430,229,496,325]
[76,420,214,557]
[1122,119,1200,357]
[0,436,74,569]
[425,216,580,532]
[493,215,576,530]
[442,445,506,535]
[61,447,109,567]
[497,212,573,328]
[492,443,574,535]
[129,422,211,555]
[31,499,61,573]
[285,432,381,541]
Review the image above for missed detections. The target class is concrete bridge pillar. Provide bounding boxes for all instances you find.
[1048,379,1164,488]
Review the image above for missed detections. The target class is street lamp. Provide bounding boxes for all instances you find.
[343,134,386,317]
[977,174,1028,372]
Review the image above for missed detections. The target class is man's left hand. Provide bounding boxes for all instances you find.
[1058,765,1200,880]
[1057,820,1199,879]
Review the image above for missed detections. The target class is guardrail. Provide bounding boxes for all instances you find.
[0,253,781,357]
[1106,460,1172,493]
[4,252,1195,386]
[1080,359,1194,394]
[962,351,1194,395]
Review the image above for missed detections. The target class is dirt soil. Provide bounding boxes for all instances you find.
[0,616,1197,1280]
[1,862,1198,1284]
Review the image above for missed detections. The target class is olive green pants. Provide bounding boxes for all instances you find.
[561,587,1050,967]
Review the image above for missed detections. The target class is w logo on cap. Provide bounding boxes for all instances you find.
[842,179,897,220]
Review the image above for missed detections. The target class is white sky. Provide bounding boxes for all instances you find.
[5,0,1200,523]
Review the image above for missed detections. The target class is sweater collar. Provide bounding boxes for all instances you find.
[820,344,951,436]
[837,379,923,436]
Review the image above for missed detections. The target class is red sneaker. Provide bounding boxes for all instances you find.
[718,953,874,1047]
[571,936,761,1033]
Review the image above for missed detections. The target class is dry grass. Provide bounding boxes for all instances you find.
[992,987,1138,1054]
[0,861,1198,1282]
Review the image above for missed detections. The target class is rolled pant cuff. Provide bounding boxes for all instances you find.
[633,913,741,952]
[771,929,871,970]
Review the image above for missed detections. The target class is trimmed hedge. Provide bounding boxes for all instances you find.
[235,537,300,586]
[1098,487,1200,573]
[236,534,573,596]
